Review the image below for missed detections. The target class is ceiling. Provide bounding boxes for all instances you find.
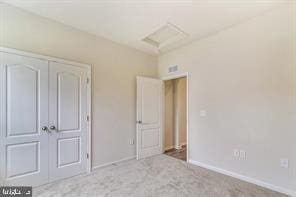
[2,0,289,55]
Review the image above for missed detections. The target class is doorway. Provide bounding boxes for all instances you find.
[136,73,188,161]
[163,75,188,161]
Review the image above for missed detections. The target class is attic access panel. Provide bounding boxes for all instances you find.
[142,23,188,49]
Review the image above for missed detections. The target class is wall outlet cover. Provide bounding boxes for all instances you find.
[129,138,134,145]
[280,159,289,168]
[234,149,240,157]
[240,150,246,159]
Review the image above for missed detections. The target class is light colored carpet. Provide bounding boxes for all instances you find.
[34,155,287,197]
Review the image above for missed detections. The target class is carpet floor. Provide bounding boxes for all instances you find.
[34,155,288,197]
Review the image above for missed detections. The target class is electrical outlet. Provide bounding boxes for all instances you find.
[233,149,240,157]
[280,159,289,168]
[129,138,134,145]
[240,150,246,159]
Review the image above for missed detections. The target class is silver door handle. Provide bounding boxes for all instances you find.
[41,126,48,131]
[41,126,51,133]
[49,126,56,130]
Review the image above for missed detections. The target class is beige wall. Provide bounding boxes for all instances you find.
[159,5,296,192]
[0,2,158,168]
[165,77,187,149]
[2,1,295,193]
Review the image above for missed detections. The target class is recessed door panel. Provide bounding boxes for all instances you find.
[58,73,80,131]
[6,142,39,178]
[58,137,81,167]
[141,84,159,124]
[141,129,160,149]
[0,52,49,187]
[7,65,39,136]
[49,62,87,182]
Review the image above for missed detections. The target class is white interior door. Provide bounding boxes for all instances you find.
[49,62,88,182]
[136,76,163,159]
[0,52,49,186]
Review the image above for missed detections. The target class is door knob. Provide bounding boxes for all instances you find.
[41,126,51,133]
[41,126,48,131]
[49,126,56,130]
[137,121,142,124]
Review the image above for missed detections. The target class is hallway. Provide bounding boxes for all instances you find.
[164,145,187,161]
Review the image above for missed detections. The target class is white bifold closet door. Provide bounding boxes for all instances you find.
[0,53,49,186]
[0,52,88,186]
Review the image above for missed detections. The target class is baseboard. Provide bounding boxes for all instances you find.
[180,142,187,147]
[92,155,136,171]
[165,146,175,151]
[165,143,187,151]
[188,159,296,197]
[176,143,187,149]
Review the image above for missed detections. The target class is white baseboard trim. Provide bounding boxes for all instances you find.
[180,142,187,147]
[165,146,175,151]
[188,159,296,197]
[92,155,136,171]
[176,143,187,149]
[165,143,187,151]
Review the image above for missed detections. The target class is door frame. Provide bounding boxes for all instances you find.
[162,72,189,162]
[0,47,92,174]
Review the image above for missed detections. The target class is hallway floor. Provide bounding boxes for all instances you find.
[164,145,187,161]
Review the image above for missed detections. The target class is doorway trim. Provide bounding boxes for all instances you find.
[162,72,189,162]
[0,46,92,174]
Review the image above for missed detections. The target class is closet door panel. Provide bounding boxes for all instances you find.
[49,62,88,182]
[0,52,49,186]
[57,72,80,131]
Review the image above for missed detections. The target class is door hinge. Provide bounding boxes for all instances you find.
[87,115,90,121]
[87,153,89,159]
[86,78,90,84]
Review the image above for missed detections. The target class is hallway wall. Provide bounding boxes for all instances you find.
[165,77,187,150]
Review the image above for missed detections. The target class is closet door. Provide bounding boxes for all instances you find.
[48,62,88,182]
[0,52,49,186]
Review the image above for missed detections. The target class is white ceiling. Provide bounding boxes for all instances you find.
[2,0,289,55]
